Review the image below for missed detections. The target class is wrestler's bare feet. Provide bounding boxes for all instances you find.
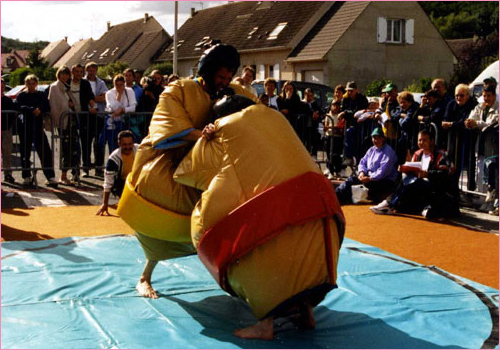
[136,259,159,299]
[234,317,274,340]
[136,280,158,299]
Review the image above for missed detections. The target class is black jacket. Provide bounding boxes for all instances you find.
[69,79,95,112]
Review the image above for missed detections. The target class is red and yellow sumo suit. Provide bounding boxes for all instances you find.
[174,103,345,319]
[117,79,257,260]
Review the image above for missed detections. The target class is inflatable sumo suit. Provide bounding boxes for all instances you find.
[117,79,258,261]
[174,99,345,319]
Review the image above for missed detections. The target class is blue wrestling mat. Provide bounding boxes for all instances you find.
[1,235,498,349]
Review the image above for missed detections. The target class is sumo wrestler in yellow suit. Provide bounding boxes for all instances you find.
[174,95,345,340]
[117,44,258,298]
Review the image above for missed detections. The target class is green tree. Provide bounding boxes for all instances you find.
[419,1,498,39]
[1,36,49,54]
[364,78,393,97]
[449,33,499,89]
[144,61,173,77]
[432,12,478,39]
[405,77,434,93]
[9,67,34,86]
[97,61,130,81]
[25,49,51,80]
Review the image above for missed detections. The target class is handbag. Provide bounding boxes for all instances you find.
[351,184,371,204]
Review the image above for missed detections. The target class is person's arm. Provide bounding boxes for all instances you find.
[124,89,137,113]
[357,149,370,175]
[94,79,108,103]
[96,191,111,216]
[105,90,121,114]
[96,158,117,215]
[465,105,481,129]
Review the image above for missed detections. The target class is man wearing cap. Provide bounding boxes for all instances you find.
[338,81,369,166]
[335,127,398,205]
[117,43,259,299]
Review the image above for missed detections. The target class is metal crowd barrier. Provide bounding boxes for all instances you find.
[315,109,497,197]
[2,107,496,196]
[447,123,499,196]
[1,110,153,187]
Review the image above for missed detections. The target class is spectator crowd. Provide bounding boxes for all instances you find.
[1,64,498,217]
[1,62,178,186]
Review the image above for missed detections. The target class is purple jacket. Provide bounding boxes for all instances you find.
[358,143,398,182]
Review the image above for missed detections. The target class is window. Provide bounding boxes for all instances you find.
[377,18,414,44]
[195,36,210,48]
[268,22,287,40]
[387,19,402,43]
[99,48,110,59]
[247,27,258,39]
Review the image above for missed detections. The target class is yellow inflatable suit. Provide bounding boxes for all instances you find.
[117,79,258,261]
[174,103,345,319]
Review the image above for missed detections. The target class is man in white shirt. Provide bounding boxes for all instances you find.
[96,130,138,216]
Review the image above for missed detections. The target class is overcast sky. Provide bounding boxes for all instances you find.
[1,1,227,45]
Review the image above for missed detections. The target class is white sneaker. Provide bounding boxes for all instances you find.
[370,200,394,215]
[23,177,32,185]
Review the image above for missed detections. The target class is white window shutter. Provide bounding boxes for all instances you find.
[405,19,414,44]
[377,17,387,43]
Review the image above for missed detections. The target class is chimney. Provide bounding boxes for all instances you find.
[191,7,196,17]
[64,36,67,42]
[144,13,149,23]
[107,21,111,31]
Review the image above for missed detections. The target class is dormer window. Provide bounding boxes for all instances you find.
[247,27,258,39]
[195,36,211,48]
[268,22,287,40]
[99,48,110,59]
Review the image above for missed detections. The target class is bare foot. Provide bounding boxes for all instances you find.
[136,259,159,298]
[136,280,158,299]
[234,317,274,340]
